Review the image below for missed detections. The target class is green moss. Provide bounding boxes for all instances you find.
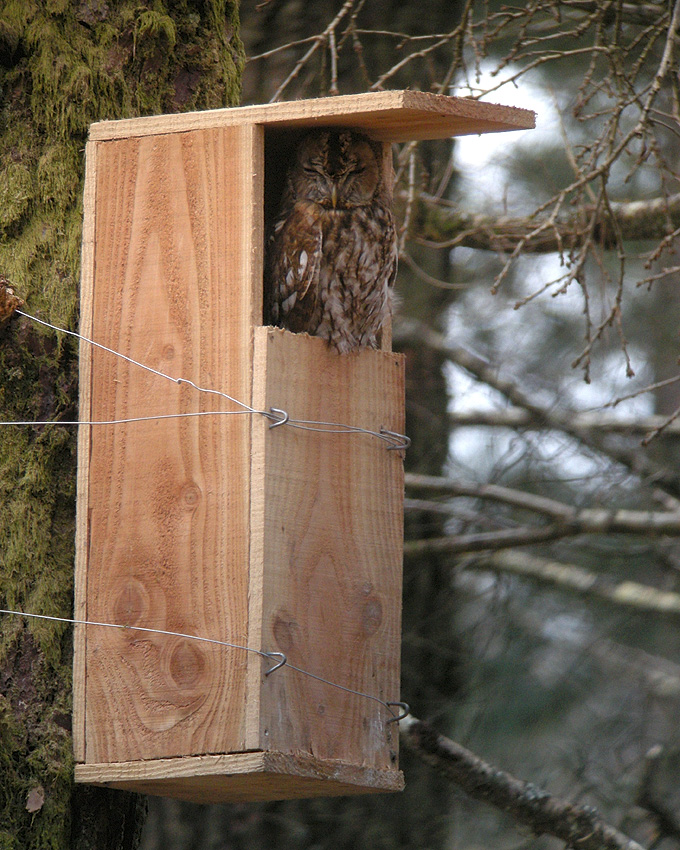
[0,1,245,844]
[0,163,33,232]
[135,10,177,48]
[0,630,73,848]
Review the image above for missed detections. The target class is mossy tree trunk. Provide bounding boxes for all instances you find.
[0,2,244,846]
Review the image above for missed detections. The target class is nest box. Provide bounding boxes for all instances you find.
[73,91,534,803]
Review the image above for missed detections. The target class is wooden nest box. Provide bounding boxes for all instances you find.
[74,91,534,803]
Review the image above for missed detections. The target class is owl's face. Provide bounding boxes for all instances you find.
[288,130,381,209]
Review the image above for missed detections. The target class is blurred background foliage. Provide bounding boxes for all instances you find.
[139,1,680,848]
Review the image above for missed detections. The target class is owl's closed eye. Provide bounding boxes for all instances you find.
[265,129,397,354]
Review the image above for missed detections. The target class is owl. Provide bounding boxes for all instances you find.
[265,129,398,354]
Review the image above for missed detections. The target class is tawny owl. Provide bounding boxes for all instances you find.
[265,129,398,354]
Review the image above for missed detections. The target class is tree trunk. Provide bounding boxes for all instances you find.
[0,2,244,846]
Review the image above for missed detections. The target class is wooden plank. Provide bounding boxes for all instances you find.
[79,124,262,764]
[250,328,405,769]
[73,139,99,763]
[87,90,535,143]
[75,751,404,803]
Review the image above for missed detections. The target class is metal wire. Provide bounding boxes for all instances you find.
[0,608,406,724]
[8,310,410,451]
[3,312,409,725]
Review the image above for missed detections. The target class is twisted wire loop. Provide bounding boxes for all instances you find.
[266,407,289,428]
[263,650,288,673]
[0,608,405,726]
[386,702,410,723]
[381,427,411,451]
[5,310,410,452]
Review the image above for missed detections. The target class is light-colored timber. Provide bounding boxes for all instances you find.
[73,139,98,763]
[75,124,263,765]
[75,751,405,803]
[75,90,533,801]
[87,90,535,142]
[248,328,404,767]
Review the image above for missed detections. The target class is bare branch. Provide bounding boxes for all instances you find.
[557,2,668,28]
[405,472,680,536]
[470,550,680,618]
[412,192,680,253]
[446,408,680,437]
[405,473,575,519]
[328,26,339,96]
[369,0,473,92]
[267,0,358,102]
[395,319,556,421]
[638,746,680,844]
[395,319,680,497]
[399,714,647,850]
[404,527,569,555]
[246,36,319,63]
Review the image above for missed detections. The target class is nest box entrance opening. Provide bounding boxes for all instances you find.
[264,128,306,244]
[262,125,397,350]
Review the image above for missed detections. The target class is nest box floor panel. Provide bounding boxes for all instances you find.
[75,752,405,803]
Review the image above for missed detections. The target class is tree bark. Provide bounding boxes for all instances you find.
[0,2,243,846]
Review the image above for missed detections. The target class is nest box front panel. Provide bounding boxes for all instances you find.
[249,328,405,770]
[76,125,262,764]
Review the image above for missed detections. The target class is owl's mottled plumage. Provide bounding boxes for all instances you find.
[265,130,398,354]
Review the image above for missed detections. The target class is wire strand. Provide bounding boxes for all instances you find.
[0,411,266,427]
[17,309,261,415]
[5,318,408,723]
[10,310,409,450]
[0,607,403,723]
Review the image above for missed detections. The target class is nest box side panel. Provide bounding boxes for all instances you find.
[74,139,98,762]
[75,124,263,765]
[250,328,405,771]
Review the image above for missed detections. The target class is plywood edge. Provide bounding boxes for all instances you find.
[87,90,535,142]
[244,326,270,748]
[246,124,266,328]
[74,751,404,803]
[73,138,98,763]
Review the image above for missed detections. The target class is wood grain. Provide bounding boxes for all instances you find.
[250,328,405,770]
[75,750,404,802]
[88,90,535,143]
[77,124,262,764]
[75,104,407,800]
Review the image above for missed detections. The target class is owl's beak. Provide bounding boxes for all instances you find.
[331,185,338,208]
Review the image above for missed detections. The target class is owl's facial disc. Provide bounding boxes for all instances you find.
[291,131,380,208]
